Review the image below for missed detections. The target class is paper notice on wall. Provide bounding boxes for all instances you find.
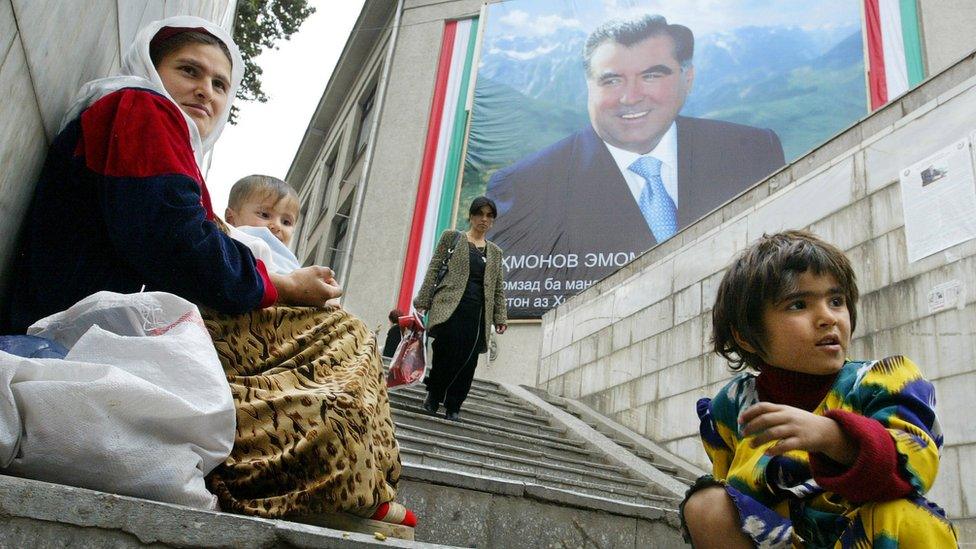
[899,139,976,262]
[927,279,964,314]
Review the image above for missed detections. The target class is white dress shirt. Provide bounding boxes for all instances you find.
[603,122,679,210]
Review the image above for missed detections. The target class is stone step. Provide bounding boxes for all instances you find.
[394,422,619,471]
[390,402,561,437]
[398,465,685,548]
[397,434,649,492]
[466,378,511,397]
[0,474,449,548]
[399,425,680,480]
[392,407,580,448]
[401,451,677,508]
[389,391,553,427]
[394,385,538,415]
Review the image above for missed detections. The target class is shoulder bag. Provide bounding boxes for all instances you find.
[433,230,464,293]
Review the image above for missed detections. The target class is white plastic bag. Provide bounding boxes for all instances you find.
[0,291,235,509]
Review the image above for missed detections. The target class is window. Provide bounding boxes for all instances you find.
[320,152,337,215]
[327,197,352,277]
[303,244,319,267]
[294,201,310,255]
[355,87,376,153]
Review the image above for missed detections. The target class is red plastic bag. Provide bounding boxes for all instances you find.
[386,312,427,389]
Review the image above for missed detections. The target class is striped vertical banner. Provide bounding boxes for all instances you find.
[864,0,924,110]
[397,18,480,312]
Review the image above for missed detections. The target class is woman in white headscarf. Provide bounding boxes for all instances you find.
[5,17,414,527]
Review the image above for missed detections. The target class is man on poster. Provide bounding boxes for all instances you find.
[487,14,785,316]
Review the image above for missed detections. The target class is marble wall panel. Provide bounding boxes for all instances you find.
[610,259,674,320]
[673,283,701,326]
[672,217,748,293]
[1,1,15,63]
[630,298,672,344]
[12,0,120,139]
[934,373,976,445]
[806,196,872,252]
[633,373,658,408]
[957,444,976,517]
[746,157,855,240]
[639,333,663,376]
[666,316,704,367]
[868,182,904,238]
[927,446,961,517]
[0,35,47,288]
[658,358,704,399]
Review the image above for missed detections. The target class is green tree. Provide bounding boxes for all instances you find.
[232,0,316,122]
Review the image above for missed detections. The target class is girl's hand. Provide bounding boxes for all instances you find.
[495,324,507,334]
[739,402,856,465]
[270,266,342,307]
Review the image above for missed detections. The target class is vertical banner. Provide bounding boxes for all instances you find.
[458,0,875,319]
[864,0,925,109]
[397,18,480,312]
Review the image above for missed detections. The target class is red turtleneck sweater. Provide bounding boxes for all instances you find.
[755,364,913,503]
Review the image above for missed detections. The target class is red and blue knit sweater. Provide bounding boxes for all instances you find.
[5,88,276,333]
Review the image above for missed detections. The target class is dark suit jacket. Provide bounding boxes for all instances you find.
[486,116,784,317]
[487,116,785,257]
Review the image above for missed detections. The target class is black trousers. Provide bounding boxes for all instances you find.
[426,300,485,413]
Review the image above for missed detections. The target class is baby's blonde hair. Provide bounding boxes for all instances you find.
[228,175,298,212]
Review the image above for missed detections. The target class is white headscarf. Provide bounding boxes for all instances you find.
[60,16,244,170]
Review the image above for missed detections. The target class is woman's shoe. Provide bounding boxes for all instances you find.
[422,394,439,414]
[445,410,460,421]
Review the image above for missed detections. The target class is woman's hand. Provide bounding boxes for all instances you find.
[739,402,856,465]
[495,324,507,334]
[270,266,343,307]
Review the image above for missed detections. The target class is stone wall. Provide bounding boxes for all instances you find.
[537,50,976,536]
[0,0,234,294]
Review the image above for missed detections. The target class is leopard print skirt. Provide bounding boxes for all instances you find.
[203,305,401,518]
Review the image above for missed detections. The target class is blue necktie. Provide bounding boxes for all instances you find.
[628,156,677,242]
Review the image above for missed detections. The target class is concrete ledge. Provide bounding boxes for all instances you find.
[0,474,449,548]
[398,473,683,549]
[504,383,689,498]
[539,388,707,481]
[400,464,679,522]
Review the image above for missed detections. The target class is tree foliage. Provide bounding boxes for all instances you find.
[231,0,315,122]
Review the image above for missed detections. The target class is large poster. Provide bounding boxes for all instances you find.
[459,0,868,319]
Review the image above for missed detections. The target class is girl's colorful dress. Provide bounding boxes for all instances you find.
[691,356,957,548]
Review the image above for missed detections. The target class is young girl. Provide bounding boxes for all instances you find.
[682,230,956,547]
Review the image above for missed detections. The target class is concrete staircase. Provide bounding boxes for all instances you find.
[390,378,693,547]
[0,378,695,548]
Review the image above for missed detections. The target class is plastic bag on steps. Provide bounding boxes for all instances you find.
[0,291,235,510]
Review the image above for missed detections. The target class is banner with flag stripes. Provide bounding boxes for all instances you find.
[864,0,924,110]
[397,17,480,312]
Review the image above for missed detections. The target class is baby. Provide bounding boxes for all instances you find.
[681,230,956,548]
[224,174,301,274]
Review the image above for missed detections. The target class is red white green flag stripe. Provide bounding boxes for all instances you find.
[397,17,480,312]
[864,0,924,110]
